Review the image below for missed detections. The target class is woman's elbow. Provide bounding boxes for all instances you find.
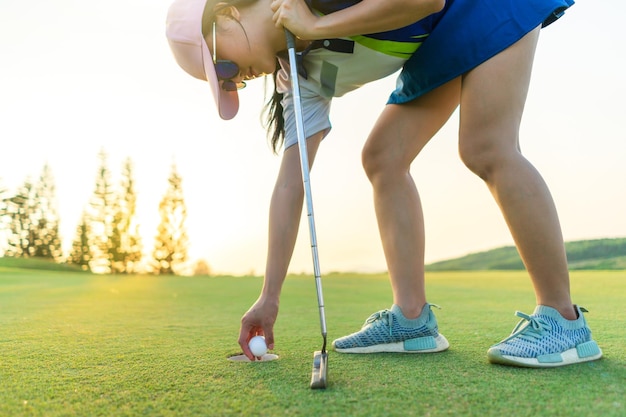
[427,0,446,15]
[407,0,446,19]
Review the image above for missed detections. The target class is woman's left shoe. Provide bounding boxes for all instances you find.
[487,305,603,368]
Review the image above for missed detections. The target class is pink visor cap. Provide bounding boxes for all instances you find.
[166,0,239,120]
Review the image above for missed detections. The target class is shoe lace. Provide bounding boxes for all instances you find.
[364,309,393,336]
[509,311,552,341]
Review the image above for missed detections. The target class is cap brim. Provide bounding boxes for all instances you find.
[200,36,239,120]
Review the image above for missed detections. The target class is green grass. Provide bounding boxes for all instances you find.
[1,268,624,416]
[0,256,87,272]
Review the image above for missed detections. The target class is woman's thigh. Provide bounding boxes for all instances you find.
[363,77,461,172]
[459,27,541,158]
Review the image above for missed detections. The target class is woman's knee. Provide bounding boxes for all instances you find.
[458,132,520,181]
[362,138,409,183]
[361,141,384,182]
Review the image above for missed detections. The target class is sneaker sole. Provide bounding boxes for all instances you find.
[333,334,449,354]
[487,340,603,368]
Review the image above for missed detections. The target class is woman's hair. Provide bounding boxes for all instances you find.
[263,68,285,154]
[203,0,254,37]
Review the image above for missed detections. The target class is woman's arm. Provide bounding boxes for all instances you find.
[272,0,446,40]
[238,131,325,360]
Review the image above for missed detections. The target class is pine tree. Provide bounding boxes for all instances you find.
[108,198,124,273]
[151,164,189,275]
[88,150,115,273]
[68,210,93,271]
[0,181,9,255]
[109,158,143,274]
[2,167,62,261]
[32,163,62,260]
[4,179,37,257]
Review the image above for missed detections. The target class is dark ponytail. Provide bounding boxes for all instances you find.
[263,65,286,154]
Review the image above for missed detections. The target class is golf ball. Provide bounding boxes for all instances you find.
[248,335,268,357]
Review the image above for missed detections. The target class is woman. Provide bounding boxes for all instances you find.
[166,0,602,367]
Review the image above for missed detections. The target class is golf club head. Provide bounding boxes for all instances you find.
[310,350,328,389]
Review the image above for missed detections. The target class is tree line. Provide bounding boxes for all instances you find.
[0,150,191,275]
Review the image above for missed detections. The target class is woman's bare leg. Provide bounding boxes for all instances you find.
[458,27,575,319]
[361,79,461,319]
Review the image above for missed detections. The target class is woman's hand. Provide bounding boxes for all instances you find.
[271,0,319,40]
[238,296,279,360]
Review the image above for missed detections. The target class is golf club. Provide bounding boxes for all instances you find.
[284,29,328,390]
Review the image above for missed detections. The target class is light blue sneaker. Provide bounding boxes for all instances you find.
[332,303,449,353]
[488,305,602,368]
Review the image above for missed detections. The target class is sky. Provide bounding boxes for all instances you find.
[1,0,625,276]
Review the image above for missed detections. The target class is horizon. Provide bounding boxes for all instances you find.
[1,234,624,276]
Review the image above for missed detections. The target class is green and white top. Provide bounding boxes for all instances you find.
[276,1,438,149]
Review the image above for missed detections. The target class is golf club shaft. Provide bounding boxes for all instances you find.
[284,30,328,350]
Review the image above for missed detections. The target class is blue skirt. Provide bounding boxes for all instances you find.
[388,0,575,104]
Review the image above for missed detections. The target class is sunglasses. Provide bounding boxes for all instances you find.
[213,21,246,91]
